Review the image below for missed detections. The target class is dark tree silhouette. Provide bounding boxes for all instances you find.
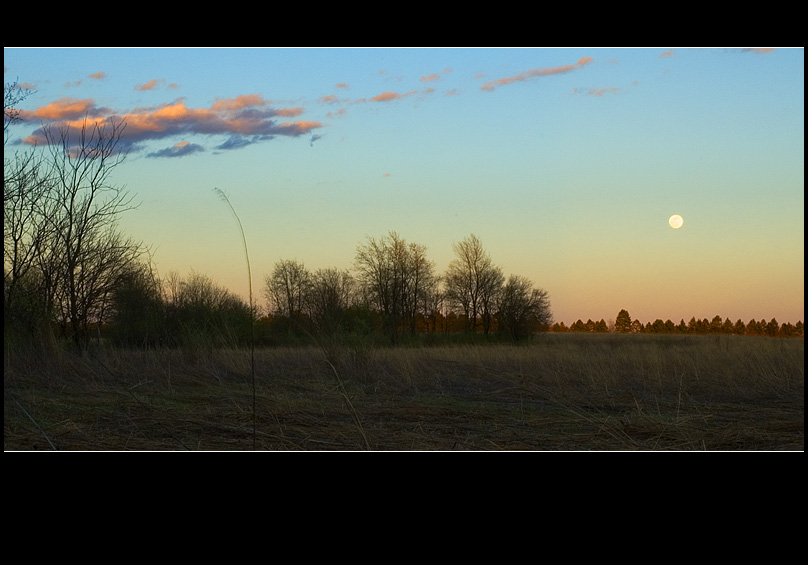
[444,234,503,333]
[496,274,552,340]
[615,309,632,333]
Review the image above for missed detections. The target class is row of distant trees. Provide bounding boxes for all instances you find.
[263,231,552,344]
[551,309,804,338]
[9,226,553,349]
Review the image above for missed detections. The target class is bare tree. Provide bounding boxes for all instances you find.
[165,271,251,346]
[307,267,354,334]
[175,271,232,309]
[6,86,145,347]
[422,275,445,333]
[354,231,434,342]
[496,275,552,340]
[4,82,52,338]
[354,232,401,342]
[479,263,504,334]
[403,241,436,334]
[39,119,145,346]
[4,149,53,332]
[66,226,144,336]
[264,259,311,319]
[4,79,35,136]
[444,234,503,333]
[163,270,184,306]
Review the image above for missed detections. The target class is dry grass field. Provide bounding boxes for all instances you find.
[4,333,803,451]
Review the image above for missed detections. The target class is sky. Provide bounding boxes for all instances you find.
[4,47,804,325]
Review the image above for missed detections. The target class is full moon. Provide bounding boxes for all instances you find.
[669,214,684,229]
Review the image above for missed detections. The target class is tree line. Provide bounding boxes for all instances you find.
[6,84,800,349]
[5,82,552,349]
[552,309,804,338]
[263,231,552,345]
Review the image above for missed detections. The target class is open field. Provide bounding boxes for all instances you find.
[4,333,803,451]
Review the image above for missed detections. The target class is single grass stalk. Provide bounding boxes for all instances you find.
[213,187,257,450]
[294,323,372,450]
[325,357,371,450]
[12,395,57,451]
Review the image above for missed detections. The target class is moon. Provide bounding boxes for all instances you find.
[668,214,683,229]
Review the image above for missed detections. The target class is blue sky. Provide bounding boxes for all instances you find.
[4,47,804,325]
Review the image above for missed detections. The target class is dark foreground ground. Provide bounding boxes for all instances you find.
[4,334,803,451]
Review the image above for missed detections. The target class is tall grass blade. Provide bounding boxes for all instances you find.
[11,395,57,451]
[213,187,257,450]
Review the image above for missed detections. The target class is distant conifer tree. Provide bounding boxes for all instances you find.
[615,309,632,333]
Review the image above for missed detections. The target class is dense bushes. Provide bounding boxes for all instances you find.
[106,270,253,348]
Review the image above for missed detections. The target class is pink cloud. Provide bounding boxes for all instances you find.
[135,78,166,91]
[211,94,267,111]
[572,86,620,97]
[274,107,304,117]
[481,56,594,91]
[326,108,347,119]
[16,93,324,157]
[19,97,100,120]
[279,120,322,134]
[370,90,417,102]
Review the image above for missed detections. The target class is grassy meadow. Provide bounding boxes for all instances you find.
[4,333,803,451]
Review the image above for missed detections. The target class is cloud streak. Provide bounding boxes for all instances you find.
[147,140,204,158]
[480,56,594,91]
[572,86,620,97]
[135,78,166,91]
[369,90,418,102]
